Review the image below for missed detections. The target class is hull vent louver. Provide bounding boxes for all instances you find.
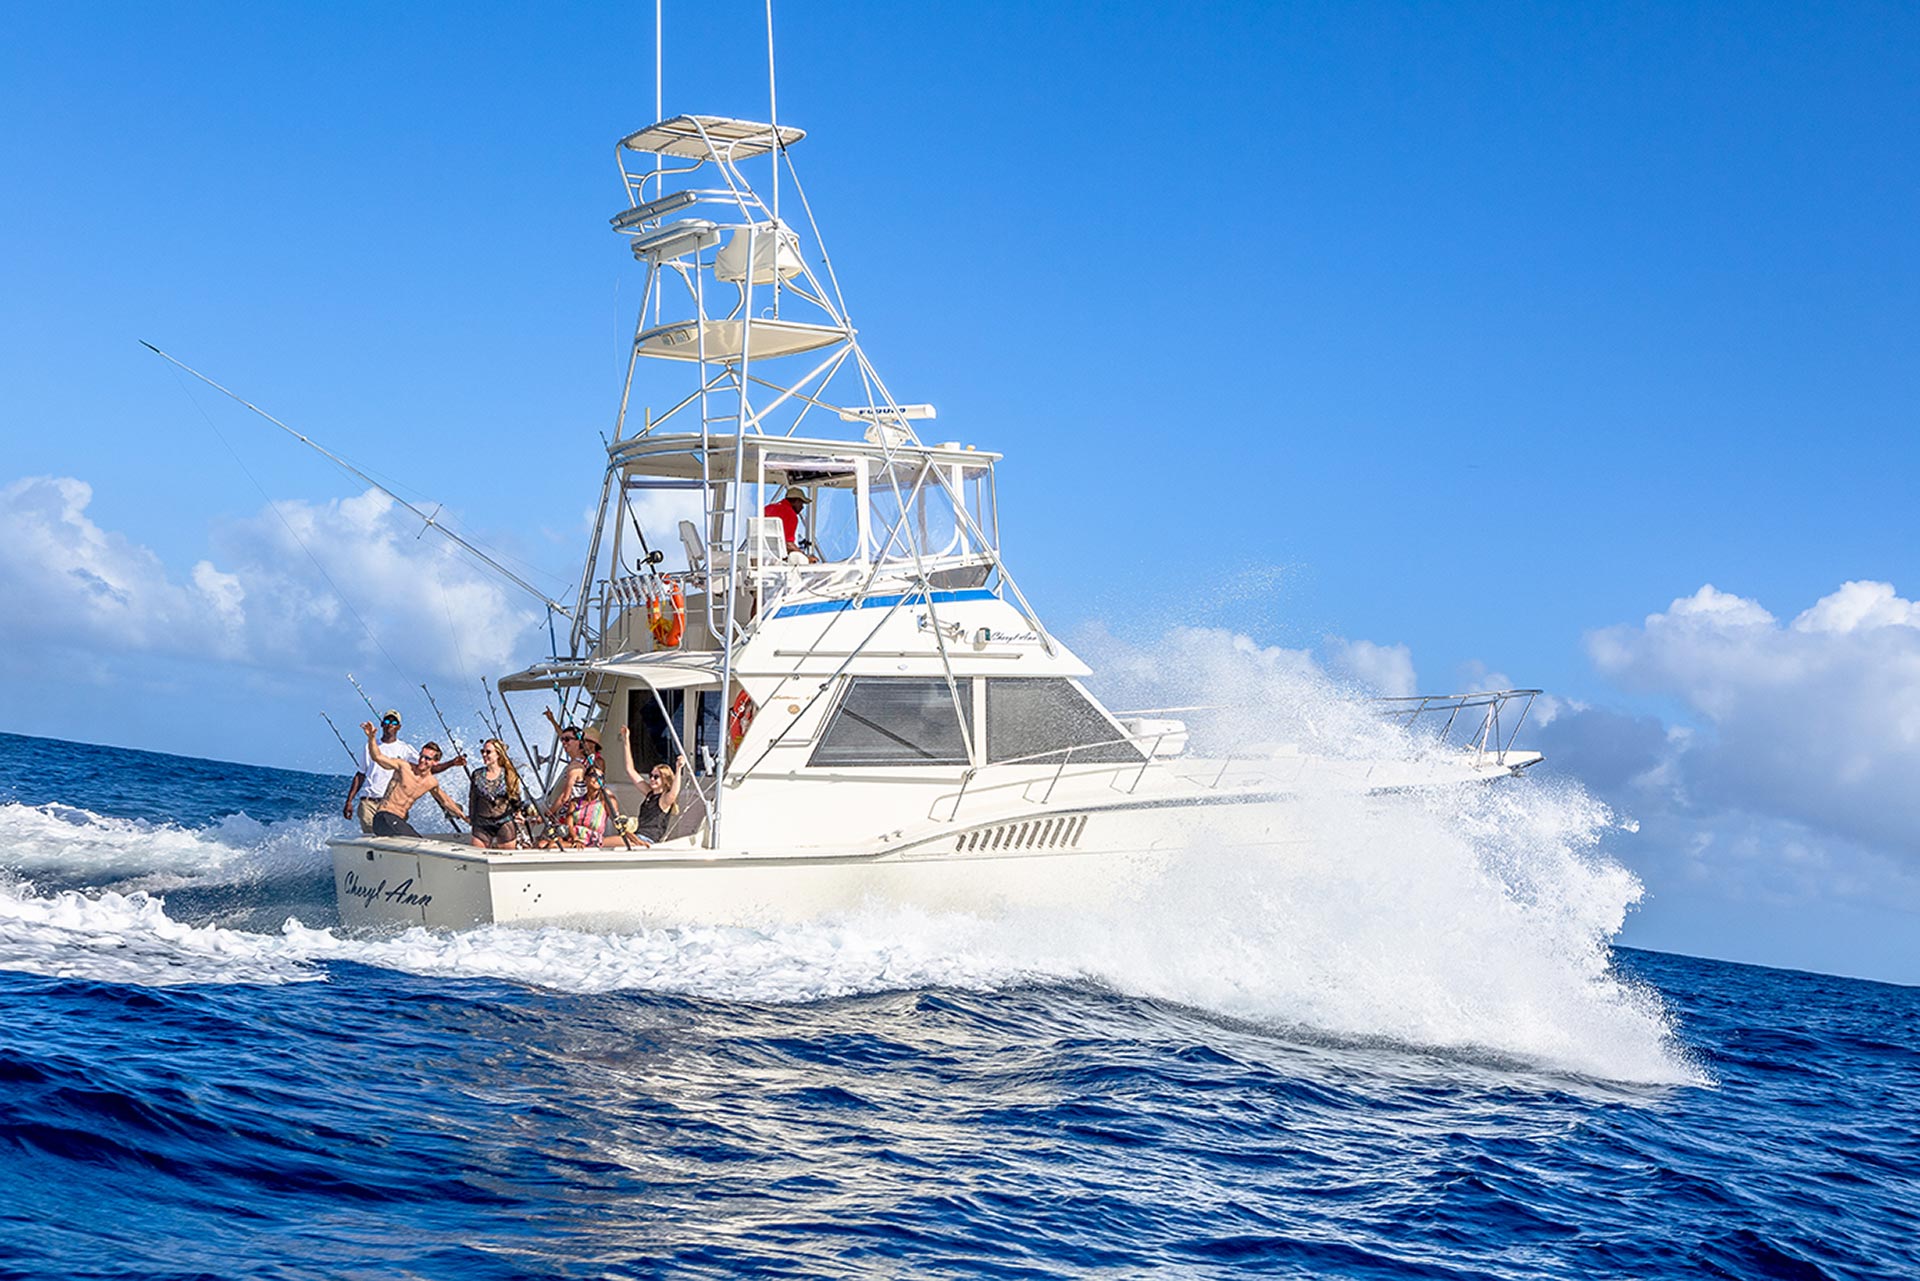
[956,814,1087,854]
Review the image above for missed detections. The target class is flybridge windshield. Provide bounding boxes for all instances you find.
[757,451,997,569]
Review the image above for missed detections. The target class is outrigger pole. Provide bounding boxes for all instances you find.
[139,341,574,620]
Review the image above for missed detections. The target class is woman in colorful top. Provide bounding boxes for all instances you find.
[539,767,611,848]
[467,739,525,850]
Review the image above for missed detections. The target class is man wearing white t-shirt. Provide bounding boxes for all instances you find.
[344,709,418,833]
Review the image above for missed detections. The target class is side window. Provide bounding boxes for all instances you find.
[810,677,974,767]
[986,679,1142,764]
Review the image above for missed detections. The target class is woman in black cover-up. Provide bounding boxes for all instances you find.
[467,739,525,850]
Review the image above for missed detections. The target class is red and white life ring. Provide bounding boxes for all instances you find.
[727,689,756,748]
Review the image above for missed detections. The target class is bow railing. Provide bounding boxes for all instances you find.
[1372,689,1541,767]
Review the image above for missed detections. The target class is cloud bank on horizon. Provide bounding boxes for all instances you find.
[0,476,546,686]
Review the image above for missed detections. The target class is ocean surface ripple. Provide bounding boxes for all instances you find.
[0,731,1914,1279]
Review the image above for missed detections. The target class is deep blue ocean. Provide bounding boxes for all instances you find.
[0,728,1914,1279]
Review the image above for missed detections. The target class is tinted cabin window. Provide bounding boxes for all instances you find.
[811,677,973,766]
[985,679,1142,764]
[627,688,683,773]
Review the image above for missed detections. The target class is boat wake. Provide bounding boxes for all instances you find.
[0,772,1695,1085]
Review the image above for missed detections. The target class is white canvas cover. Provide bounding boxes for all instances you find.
[618,115,806,160]
[497,651,722,693]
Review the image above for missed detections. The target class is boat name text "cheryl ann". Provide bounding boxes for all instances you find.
[343,869,434,910]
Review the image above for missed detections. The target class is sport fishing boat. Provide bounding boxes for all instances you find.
[329,113,1540,932]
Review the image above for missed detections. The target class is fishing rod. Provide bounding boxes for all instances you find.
[479,679,546,845]
[346,672,381,721]
[485,678,540,775]
[473,680,504,741]
[140,341,574,620]
[420,682,465,755]
[419,682,469,833]
[319,712,362,773]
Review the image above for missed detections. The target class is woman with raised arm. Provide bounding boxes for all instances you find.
[619,725,688,847]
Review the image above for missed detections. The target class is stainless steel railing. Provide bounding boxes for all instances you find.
[1371,689,1541,767]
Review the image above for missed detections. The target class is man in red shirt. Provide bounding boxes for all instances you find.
[763,485,809,550]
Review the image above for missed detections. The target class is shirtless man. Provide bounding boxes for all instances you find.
[362,722,468,838]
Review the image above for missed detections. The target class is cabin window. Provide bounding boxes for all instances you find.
[810,677,974,767]
[985,679,1142,764]
[627,688,683,773]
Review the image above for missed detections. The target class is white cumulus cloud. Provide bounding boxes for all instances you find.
[1583,580,1920,860]
[0,476,247,658]
[0,477,551,683]
[1324,636,1418,697]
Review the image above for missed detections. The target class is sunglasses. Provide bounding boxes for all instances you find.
[382,718,400,727]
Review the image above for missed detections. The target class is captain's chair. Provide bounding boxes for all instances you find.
[714,221,804,318]
[713,221,804,286]
[683,517,790,575]
[679,520,710,574]
[746,516,791,568]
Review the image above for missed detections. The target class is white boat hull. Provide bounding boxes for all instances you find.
[328,797,1291,932]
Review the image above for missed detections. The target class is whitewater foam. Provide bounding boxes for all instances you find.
[0,800,332,894]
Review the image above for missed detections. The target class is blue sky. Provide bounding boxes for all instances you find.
[2,2,1917,982]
